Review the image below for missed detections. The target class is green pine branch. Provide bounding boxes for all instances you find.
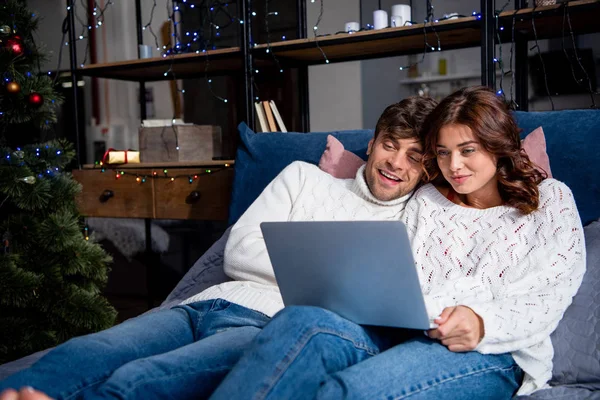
[36,210,82,252]
[52,284,117,334]
[63,238,113,283]
[0,254,43,308]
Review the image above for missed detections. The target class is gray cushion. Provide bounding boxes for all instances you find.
[549,219,600,388]
[157,227,232,310]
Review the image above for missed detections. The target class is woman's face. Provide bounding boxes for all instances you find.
[436,124,499,200]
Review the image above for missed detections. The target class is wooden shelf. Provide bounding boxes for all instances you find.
[498,0,600,42]
[82,160,235,169]
[78,48,242,81]
[253,0,599,66]
[252,17,482,65]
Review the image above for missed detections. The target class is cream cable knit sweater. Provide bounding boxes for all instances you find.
[401,181,586,395]
[182,161,412,317]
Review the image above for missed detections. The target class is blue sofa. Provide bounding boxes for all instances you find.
[1,110,599,399]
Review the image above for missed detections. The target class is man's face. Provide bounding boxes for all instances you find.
[364,133,424,201]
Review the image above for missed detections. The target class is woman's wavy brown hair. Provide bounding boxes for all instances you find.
[422,86,545,214]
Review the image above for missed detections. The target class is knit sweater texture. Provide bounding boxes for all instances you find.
[182,161,412,317]
[401,180,586,395]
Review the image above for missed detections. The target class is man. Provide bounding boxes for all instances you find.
[0,96,437,400]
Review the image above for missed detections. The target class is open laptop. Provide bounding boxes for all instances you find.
[260,221,432,330]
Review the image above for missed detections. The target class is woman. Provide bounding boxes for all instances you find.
[208,86,586,400]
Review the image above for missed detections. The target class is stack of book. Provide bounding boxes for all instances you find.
[255,100,288,133]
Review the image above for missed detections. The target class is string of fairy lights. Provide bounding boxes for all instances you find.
[161,0,245,105]
[60,0,115,71]
[57,0,598,141]
[562,2,598,108]
[0,145,68,179]
[61,0,237,102]
[499,0,599,110]
[263,0,283,74]
[94,161,231,184]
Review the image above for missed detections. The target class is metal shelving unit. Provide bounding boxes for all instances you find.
[65,0,600,145]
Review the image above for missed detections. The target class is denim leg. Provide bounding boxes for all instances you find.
[210,306,395,400]
[316,336,523,400]
[0,299,271,400]
[0,306,199,400]
[90,300,270,400]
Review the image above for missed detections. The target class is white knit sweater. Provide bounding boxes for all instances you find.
[401,180,586,395]
[182,161,412,317]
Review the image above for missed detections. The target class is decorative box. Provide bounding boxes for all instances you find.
[139,124,222,163]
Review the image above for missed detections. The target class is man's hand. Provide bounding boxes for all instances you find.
[427,306,485,352]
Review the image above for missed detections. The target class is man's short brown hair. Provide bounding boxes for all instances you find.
[374,96,438,142]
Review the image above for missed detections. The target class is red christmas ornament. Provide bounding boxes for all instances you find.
[28,92,44,107]
[6,35,23,55]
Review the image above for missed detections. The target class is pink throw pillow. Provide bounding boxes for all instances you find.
[318,127,552,179]
[521,126,553,178]
[318,135,366,179]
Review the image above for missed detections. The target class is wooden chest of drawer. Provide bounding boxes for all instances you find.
[73,169,154,218]
[154,168,234,220]
[72,164,234,220]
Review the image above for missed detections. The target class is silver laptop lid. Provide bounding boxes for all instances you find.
[261,221,430,330]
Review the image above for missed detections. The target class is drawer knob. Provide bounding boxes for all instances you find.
[99,189,114,203]
[186,191,201,204]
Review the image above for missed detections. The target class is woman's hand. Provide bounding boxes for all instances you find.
[427,306,485,352]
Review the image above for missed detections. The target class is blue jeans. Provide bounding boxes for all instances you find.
[0,299,270,400]
[210,306,523,400]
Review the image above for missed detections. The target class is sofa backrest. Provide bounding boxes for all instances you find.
[514,110,600,226]
[229,110,600,226]
[228,123,373,225]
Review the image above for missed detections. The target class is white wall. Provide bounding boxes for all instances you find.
[360,0,412,129]
[307,0,363,131]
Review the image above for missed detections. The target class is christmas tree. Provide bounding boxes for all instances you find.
[0,0,116,363]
